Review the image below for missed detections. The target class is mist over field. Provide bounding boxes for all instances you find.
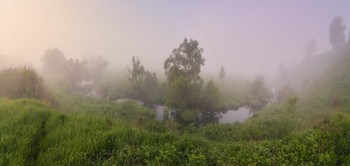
[0,1,348,77]
[1,1,350,165]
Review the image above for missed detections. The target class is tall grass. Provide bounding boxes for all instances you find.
[0,98,349,165]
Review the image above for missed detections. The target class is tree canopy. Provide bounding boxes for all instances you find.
[164,38,205,83]
[164,38,205,111]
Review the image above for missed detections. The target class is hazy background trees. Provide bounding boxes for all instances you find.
[304,39,318,61]
[41,48,108,94]
[246,76,272,111]
[219,66,225,80]
[329,16,346,49]
[276,64,290,86]
[277,83,296,104]
[18,15,350,125]
[65,58,87,92]
[41,48,66,77]
[84,56,108,84]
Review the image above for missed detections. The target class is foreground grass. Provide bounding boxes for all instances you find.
[0,98,349,165]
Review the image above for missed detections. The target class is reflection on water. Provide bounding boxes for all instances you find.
[219,106,252,124]
[116,98,144,105]
[155,105,165,120]
[116,98,253,125]
[155,105,253,125]
[154,105,175,121]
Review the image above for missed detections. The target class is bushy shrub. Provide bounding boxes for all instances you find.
[0,67,55,105]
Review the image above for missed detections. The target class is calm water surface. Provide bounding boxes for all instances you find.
[117,98,253,124]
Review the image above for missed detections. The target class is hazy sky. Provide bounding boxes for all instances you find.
[0,1,349,76]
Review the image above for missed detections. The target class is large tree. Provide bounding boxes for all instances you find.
[329,16,346,49]
[164,38,205,111]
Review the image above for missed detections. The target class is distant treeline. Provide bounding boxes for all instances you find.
[41,48,108,94]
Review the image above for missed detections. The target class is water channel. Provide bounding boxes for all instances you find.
[116,98,253,124]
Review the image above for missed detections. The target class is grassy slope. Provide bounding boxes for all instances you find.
[0,98,349,165]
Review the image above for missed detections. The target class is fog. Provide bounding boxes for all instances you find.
[0,1,350,77]
[2,2,350,163]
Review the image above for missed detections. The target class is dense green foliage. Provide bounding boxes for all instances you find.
[216,77,247,110]
[200,80,222,112]
[127,56,162,106]
[163,38,205,111]
[0,99,349,165]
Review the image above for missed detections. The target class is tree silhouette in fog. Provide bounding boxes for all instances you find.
[219,66,225,80]
[41,48,66,76]
[41,49,108,94]
[329,16,346,49]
